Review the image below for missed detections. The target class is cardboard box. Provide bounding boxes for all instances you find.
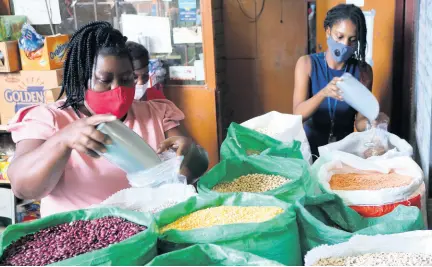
[20,34,69,71]
[0,69,63,124]
[0,41,21,73]
[44,87,62,104]
[0,16,27,42]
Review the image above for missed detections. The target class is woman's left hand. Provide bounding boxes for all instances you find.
[157,136,193,156]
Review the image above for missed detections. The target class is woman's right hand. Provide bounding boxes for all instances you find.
[59,114,117,157]
[320,77,343,101]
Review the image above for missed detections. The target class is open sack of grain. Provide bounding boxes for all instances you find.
[315,152,427,222]
[240,111,312,164]
[318,130,413,160]
[305,230,432,266]
[0,207,158,266]
[91,183,197,214]
[155,193,302,265]
[197,155,315,203]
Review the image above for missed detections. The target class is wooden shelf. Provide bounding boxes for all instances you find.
[0,125,7,132]
[0,180,10,184]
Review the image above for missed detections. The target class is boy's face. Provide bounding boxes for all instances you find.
[132,58,150,85]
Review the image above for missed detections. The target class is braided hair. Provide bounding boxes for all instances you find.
[59,21,131,114]
[324,4,367,65]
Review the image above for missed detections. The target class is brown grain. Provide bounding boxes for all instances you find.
[329,172,412,190]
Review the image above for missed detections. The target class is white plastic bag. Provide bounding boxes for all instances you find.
[127,156,185,188]
[317,152,427,224]
[240,111,312,164]
[304,231,432,266]
[91,183,197,213]
[318,130,413,160]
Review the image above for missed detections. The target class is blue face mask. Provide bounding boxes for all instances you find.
[327,36,356,63]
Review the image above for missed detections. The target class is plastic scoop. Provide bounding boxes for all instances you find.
[336,72,379,121]
[97,120,161,173]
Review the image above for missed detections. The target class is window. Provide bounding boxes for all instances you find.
[40,0,205,85]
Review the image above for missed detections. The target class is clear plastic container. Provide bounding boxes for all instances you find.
[336,72,380,122]
[96,120,161,173]
[363,116,390,158]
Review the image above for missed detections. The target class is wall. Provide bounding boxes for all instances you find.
[222,0,308,127]
[413,0,431,190]
[316,0,396,116]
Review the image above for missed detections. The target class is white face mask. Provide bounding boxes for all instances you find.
[134,83,148,100]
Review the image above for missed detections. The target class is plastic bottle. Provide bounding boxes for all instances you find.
[336,72,379,121]
[96,120,161,173]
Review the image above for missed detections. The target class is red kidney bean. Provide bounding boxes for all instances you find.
[0,216,147,266]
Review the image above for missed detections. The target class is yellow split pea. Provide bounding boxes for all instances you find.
[160,206,284,233]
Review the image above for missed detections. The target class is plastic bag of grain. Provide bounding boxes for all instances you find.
[91,183,197,214]
[314,152,426,222]
[198,155,315,203]
[155,193,302,265]
[147,244,283,266]
[305,230,432,266]
[318,130,413,160]
[241,111,312,164]
[220,123,303,161]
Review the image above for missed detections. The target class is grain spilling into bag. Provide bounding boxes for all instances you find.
[212,174,291,193]
[314,252,432,266]
[0,216,147,266]
[363,145,386,158]
[160,206,283,233]
[329,173,412,190]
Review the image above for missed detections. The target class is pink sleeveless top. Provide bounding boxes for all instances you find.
[7,99,184,217]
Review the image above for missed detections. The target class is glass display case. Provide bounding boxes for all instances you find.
[55,0,205,85]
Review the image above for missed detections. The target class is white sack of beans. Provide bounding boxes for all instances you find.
[241,111,312,164]
[316,153,427,225]
[90,183,197,214]
[305,230,432,266]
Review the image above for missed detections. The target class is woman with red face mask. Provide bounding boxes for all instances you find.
[6,22,209,217]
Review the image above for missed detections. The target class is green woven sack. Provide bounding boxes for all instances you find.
[155,193,302,265]
[198,155,314,203]
[295,193,425,257]
[0,207,158,266]
[220,123,303,160]
[146,244,283,266]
